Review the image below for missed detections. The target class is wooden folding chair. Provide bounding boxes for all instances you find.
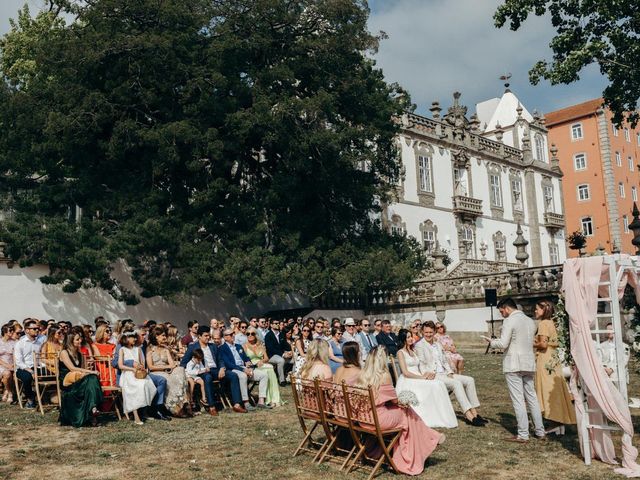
[213,380,233,409]
[93,355,123,420]
[33,352,61,415]
[315,379,357,469]
[342,383,402,480]
[289,375,327,458]
[13,362,24,408]
[388,355,400,386]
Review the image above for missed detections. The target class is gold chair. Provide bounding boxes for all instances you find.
[92,355,123,420]
[32,351,61,415]
[289,374,327,458]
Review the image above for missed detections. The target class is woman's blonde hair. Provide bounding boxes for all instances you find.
[95,325,110,343]
[356,346,390,391]
[300,339,330,379]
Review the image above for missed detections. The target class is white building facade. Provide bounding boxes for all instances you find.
[384,89,567,271]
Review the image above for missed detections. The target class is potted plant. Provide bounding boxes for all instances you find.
[567,230,587,257]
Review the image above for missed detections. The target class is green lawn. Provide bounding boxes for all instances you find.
[0,350,639,480]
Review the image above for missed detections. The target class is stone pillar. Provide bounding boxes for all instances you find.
[597,108,621,252]
[522,132,543,266]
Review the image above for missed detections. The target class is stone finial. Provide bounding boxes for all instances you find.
[495,121,504,142]
[513,223,529,265]
[550,143,562,174]
[430,101,442,119]
[594,244,606,256]
[469,113,480,133]
[431,241,447,276]
[629,202,640,254]
[516,103,523,119]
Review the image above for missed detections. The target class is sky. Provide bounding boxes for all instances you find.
[0,0,608,116]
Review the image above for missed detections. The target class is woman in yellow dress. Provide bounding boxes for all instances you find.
[533,299,576,434]
[243,327,281,406]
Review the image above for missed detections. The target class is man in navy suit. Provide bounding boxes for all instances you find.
[180,325,246,414]
[376,320,399,356]
[264,320,293,385]
[218,329,270,410]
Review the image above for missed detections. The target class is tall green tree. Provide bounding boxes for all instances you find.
[495,0,640,126]
[0,0,425,303]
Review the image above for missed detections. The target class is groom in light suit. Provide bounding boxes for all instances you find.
[484,297,545,442]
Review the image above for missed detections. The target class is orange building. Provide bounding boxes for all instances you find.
[546,99,640,256]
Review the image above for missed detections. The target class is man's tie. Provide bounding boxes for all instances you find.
[365,334,372,349]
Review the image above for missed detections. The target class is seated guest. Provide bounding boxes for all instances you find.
[376,320,398,356]
[40,325,64,374]
[328,327,345,374]
[356,347,445,476]
[299,339,332,381]
[166,325,185,357]
[243,327,281,406]
[395,329,457,429]
[219,328,270,410]
[211,329,223,347]
[415,321,486,427]
[292,325,313,376]
[181,321,199,347]
[435,322,464,374]
[235,320,249,346]
[333,341,362,385]
[180,326,246,414]
[13,319,46,409]
[312,320,326,340]
[146,326,190,417]
[264,320,294,386]
[185,348,208,409]
[597,322,630,382]
[358,319,377,361]
[58,331,104,427]
[117,331,157,425]
[92,324,117,412]
[0,324,18,403]
[93,325,115,358]
[209,318,220,336]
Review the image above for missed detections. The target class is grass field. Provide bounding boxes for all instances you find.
[1,349,639,480]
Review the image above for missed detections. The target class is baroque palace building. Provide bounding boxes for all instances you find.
[546,99,640,256]
[383,88,567,272]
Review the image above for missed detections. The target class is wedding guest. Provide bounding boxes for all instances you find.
[185,348,208,409]
[147,326,190,417]
[373,319,382,337]
[234,320,249,346]
[415,322,485,427]
[40,325,64,373]
[118,331,157,425]
[257,318,269,343]
[376,320,398,356]
[342,318,361,345]
[312,320,326,340]
[58,332,103,427]
[243,327,281,406]
[486,298,545,442]
[166,325,185,357]
[328,327,345,374]
[211,329,223,347]
[265,320,293,386]
[300,339,333,380]
[14,319,46,408]
[0,324,18,403]
[181,321,199,347]
[333,342,362,384]
[219,328,270,410]
[435,322,464,374]
[358,319,377,361]
[356,346,445,476]
[395,329,457,428]
[597,323,630,382]
[209,318,220,336]
[533,300,576,434]
[292,324,312,375]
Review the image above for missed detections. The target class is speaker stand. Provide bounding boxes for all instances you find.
[484,305,499,355]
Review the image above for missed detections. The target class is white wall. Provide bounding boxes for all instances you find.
[0,263,307,330]
[368,306,496,332]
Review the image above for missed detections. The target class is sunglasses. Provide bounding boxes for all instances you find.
[362,324,370,327]
[247,332,256,336]
[302,329,310,332]
[240,326,247,329]
[224,333,233,337]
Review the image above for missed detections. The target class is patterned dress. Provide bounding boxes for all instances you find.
[0,338,16,375]
[148,347,189,415]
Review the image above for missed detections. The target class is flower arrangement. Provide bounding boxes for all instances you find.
[397,390,419,407]
[544,295,574,374]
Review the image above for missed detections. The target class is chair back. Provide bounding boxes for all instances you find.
[389,355,400,385]
[316,380,349,425]
[93,355,118,388]
[343,383,378,429]
[294,376,322,419]
[33,352,59,382]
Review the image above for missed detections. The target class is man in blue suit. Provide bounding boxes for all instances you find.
[218,328,270,410]
[180,325,246,414]
[358,319,378,361]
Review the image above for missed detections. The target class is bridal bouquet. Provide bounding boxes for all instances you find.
[397,390,419,407]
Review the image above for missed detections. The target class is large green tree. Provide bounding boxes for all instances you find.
[0,0,425,303]
[495,0,640,126]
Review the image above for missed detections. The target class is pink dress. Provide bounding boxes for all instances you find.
[374,383,441,476]
[437,334,464,366]
[0,338,16,375]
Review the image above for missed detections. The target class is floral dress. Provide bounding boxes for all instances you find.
[436,334,463,370]
[0,338,16,375]
[293,339,311,375]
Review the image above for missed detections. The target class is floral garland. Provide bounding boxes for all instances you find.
[544,294,574,374]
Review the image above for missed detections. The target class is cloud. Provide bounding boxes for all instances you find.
[368,0,607,115]
[0,0,44,34]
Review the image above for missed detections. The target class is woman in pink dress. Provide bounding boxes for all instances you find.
[435,322,464,373]
[0,323,19,403]
[357,346,445,476]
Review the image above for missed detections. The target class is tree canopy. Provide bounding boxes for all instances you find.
[495,0,640,126]
[0,0,425,303]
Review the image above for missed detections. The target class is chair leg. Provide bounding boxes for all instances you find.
[340,445,357,471]
[35,384,45,415]
[366,453,388,480]
[114,400,122,421]
[14,376,24,409]
[316,435,337,464]
[293,421,318,457]
[346,445,366,473]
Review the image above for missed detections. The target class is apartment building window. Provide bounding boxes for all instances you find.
[624,215,630,234]
[616,151,622,167]
[549,243,560,264]
[490,174,503,207]
[574,153,587,171]
[619,182,626,198]
[418,155,433,193]
[633,186,637,202]
[613,124,619,137]
[581,217,594,236]
[543,184,554,212]
[629,156,634,172]
[577,184,590,201]
[571,123,583,140]
[625,128,631,142]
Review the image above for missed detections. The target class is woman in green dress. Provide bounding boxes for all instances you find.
[58,331,104,427]
[243,327,281,406]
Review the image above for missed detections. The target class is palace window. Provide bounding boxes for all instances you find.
[549,243,560,264]
[490,174,502,207]
[613,124,619,137]
[511,177,523,211]
[619,182,626,198]
[418,155,433,193]
[625,128,631,142]
[389,214,406,236]
[633,186,637,202]
[624,215,630,234]
[629,156,634,172]
[543,184,554,212]
[493,231,506,261]
[534,134,546,162]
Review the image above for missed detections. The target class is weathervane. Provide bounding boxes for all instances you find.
[500,73,512,92]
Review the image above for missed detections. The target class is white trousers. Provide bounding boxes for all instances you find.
[436,373,480,413]
[505,371,545,439]
[235,369,268,401]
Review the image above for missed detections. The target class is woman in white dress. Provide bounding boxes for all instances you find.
[395,329,457,429]
[118,331,157,425]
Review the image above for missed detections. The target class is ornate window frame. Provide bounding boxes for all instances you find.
[509,169,524,222]
[389,214,406,236]
[541,175,554,213]
[413,142,435,207]
[457,219,476,259]
[487,163,504,219]
[419,219,438,255]
[534,133,546,162]
[492,231,507,261]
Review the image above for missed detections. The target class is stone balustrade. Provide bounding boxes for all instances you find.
[543,212,565,230]
[452,195,483,217]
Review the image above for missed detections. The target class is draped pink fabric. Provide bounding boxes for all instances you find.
[562,257,640,477]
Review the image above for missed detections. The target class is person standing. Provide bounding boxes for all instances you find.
[484,297,545,442]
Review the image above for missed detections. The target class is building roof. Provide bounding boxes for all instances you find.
[545,98,604,127]
[476,90,533,133]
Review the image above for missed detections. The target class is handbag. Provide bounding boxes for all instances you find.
[62,371,85,387]
[134,368,148,379]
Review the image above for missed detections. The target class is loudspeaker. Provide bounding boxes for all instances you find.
[484,288,497,307]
